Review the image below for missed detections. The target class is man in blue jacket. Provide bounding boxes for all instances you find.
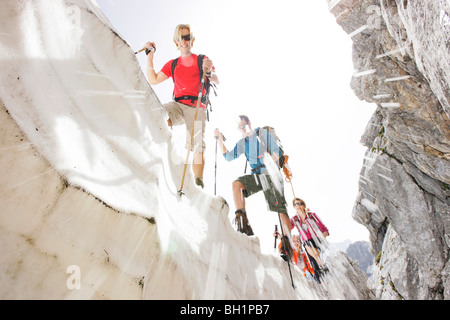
[214,115,293,258]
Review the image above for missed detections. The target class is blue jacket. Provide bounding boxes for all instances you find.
[223,127,282,174]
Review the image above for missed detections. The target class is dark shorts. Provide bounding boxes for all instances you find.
[236,174,288,215]
[304,239,322,252]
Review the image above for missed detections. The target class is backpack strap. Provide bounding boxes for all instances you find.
[171,55,207,80]
[171,55,211,102]
[171,56,206,91]
[244,128,263,174]
[244,137,249,174]
[197,54,213,105]
[171,54,215,122]
[197,54,205,79]
[171,58,179,101]
[171,57,179,82]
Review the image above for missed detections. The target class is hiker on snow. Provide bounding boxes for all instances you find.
[145,24,219,189]
[291,198,329,276]
[214,115,294,259]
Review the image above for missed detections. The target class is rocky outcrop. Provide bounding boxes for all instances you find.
[329,0,450,299]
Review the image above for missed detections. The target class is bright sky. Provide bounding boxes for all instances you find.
[96,0,376,248]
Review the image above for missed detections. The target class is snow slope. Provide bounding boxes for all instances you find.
[0,0,372,299]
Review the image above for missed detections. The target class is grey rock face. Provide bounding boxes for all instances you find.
[328,0,450,299]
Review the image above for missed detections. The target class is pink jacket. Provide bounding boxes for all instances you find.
[291,212,329,243]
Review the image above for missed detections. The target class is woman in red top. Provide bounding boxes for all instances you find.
[146,24,219,188]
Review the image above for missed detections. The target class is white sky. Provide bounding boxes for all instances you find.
[96,0,376,248]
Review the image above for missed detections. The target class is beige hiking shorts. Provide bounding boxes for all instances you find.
[164,101,207,152]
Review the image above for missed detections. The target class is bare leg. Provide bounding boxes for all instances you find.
[232,180,246,210]
[232,180,254,235]
[305,245,323,267]
[192,151,204,180]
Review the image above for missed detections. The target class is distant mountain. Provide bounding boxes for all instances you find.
[346,241,374,276]
[328,239,352,253]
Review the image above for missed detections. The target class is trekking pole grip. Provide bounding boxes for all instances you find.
[214,128,226,141]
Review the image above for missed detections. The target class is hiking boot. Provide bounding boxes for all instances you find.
[280,236,293,261]
[235,209,254,236]
[195,177,204,189]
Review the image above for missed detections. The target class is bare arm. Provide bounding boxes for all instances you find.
[145,42,169,85]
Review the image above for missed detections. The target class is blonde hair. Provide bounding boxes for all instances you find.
[173,24,195,48]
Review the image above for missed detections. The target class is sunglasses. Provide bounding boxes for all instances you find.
[294,202,305,206]
[180,34,191,41]
[238,123,246,130]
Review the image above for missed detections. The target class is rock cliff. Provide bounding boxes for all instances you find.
[329,0,450,299]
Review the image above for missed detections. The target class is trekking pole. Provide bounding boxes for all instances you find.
[178,73,207,196]
[214,129,226,196]
[214,135,218,196]
[289,181,296,199]
[274,225,278,252]
[135,46,155,55]
[273,189,295,289]
[135,47,146,54]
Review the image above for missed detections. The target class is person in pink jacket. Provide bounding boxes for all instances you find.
[290,197,329,275]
